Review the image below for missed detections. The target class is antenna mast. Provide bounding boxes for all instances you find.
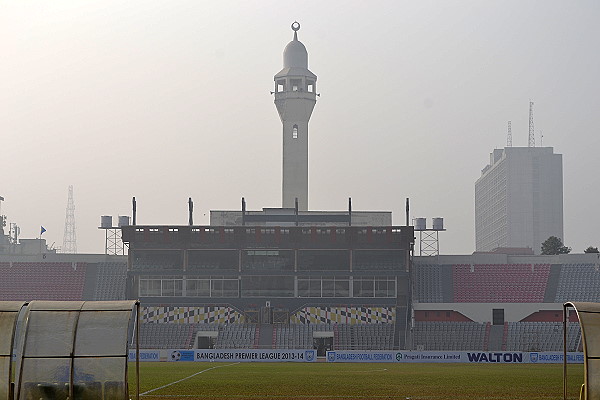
[528,101,535,147]
[507,121,512,147]
[63,185,77,253]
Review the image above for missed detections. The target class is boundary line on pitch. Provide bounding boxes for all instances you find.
[140,396,557,399]
[140,362,240,396]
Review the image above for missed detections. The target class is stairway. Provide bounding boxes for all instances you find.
[259,324,274,348]
[543,264,562,302]
[487,324,504,351]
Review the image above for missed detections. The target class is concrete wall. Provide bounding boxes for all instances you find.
[421,253,600,266]
[210,209,391,226]
[0,252,125,263]
[413,302,562,323]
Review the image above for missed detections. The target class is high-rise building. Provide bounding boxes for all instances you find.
[475,147,563,254]
[274,22,317,211]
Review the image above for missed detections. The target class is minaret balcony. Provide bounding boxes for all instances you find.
[274,91,317,102]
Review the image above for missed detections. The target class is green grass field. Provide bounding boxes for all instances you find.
[128,362,585,400]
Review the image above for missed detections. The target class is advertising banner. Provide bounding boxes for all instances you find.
[525,352,584,364]
[162,349,317,362]
[326,350,584,364]
[128,350,161,362]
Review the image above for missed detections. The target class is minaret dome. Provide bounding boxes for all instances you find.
[283,22,308,68]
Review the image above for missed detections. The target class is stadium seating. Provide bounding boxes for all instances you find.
[337,324,394,350]
[214,324,258,349]
[413,264,444,303]
[137,319,581,352]
[505,321,581,352]
[0,262,86,301]
[555,264,600,302]
[93,262,127,300]
[452,264,550,303]
[140,323,196,349]
[412,321,488,351]
[273,323,393,350]
[274,323,331,349]
[275,324,317,349]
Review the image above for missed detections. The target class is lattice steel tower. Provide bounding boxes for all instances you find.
[528,101,535,147]
[63,185,77,253]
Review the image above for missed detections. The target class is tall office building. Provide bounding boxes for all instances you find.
[475,147,563,254]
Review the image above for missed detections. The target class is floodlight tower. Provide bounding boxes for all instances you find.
[0,195,5,235]
[528,101,535,147]
[273,22,318,211]
[63,185,77,253]
[507,121,512,147]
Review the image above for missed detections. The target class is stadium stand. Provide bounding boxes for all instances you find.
[214,324,258,349]
[452,264,550,303]
[93,262,127,300]
[338,324,394,350]
[555,264,600,302]
[505,322,581,352]
[0,262,86,301]
[414,264,444,303]
[412,321,488,351]
[275,324,322,349]
[140,323,196,349]
[3,255,593,352]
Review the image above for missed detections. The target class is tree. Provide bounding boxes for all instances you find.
[584,246,600,253]
[541,236,571,255]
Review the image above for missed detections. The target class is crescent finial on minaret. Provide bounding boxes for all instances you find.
[291,21,300,41]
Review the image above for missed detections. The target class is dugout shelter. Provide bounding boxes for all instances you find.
[564,302,600,400]
[0,300,140,400]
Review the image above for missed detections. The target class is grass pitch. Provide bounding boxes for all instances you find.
[129,362,584,400]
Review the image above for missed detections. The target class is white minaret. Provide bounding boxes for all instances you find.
[274,22,317,211]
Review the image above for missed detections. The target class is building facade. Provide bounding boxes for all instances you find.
[475,147,563,254]
[121,224,414,348]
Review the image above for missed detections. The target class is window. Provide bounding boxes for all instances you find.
[353,276,395,298]
[291,79,301,91]
[307,81,314,93]
[292,125,298,139]
[297,276,350,298]
[241,276,294,297]
[276,80,285,92]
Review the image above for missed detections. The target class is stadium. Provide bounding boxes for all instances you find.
[0,250,596,354]
[0,19,597,400]
[0,245,596,398]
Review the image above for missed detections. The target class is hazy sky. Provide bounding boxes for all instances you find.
[1,1,599,255]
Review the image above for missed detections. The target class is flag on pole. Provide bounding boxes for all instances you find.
[40,226,46,235]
